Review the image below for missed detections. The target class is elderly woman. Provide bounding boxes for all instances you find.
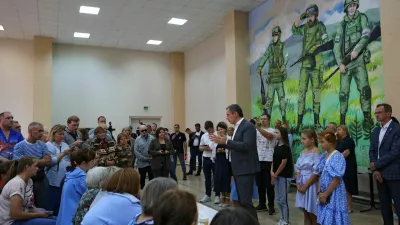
[81,168,141,225]
[115,133,133,168]
[128,177,178,225]
[148,128,175,178]
[72,166,120,225]
[84,126,117,167]
[336,125,358,213]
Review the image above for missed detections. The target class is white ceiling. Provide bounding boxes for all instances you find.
[0,0,266,52]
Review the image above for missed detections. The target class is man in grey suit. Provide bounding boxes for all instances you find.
[210,104,260,219]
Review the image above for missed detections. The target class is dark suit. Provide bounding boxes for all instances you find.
[149,139,175,178]
[188,131,205,174]
[226,119,260,219]
[370,121,400,225]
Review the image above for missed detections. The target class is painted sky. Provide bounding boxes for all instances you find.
[249,0,380,65]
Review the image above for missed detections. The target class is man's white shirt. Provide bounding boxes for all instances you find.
[256,127,276,162]
[200,132,217,158]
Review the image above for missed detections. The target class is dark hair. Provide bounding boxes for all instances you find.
[97,116,106,122]
[67,116,80,124]
[152,123,157,127]
[318,130,337,146]
[301,129,318,147]
[261,113,271,121]
[249,119,256,125]
[69,147,96,170]
[155,127,166,139]
[2,157,36,187]
[105,168,140,197]
[0,160,13,175]
[226,104,244,117]
[276,127,289,146]
[377,103,392,114]
[153,189,198,225]
[164,128,169,132]
[195,123,200,127]
[185,128,191,132]
[210,207,259,225]
[174,124,180,128]
[204,121,214,130]
[216,122,227,130]
[94,126,106,135]
[79,128,89,141]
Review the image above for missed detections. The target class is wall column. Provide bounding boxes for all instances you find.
[224,10,251,118]
[381,0,400,112]
[33,36,53,129]
[171,52,186,128]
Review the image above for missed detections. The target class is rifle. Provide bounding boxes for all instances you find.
[322,22,381,85]
[258,71,269,116]
[290,40,334,68]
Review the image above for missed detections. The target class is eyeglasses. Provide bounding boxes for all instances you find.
[140,130,147,133]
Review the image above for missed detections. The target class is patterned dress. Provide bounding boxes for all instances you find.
[316,151,350,225]
[87,138,117,167]
[72,188,100,225]
[115,145,133,168]
[295,152,321,215]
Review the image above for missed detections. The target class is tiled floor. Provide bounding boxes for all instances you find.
[173,169,387,225]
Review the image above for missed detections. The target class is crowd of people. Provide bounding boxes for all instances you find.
[0,102,398,225]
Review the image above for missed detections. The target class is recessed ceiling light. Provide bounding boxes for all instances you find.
[74,32,90,38]
[147,40,162,45]
[168,18,188,26]
[79,6,100,15]
[0,25,4,30]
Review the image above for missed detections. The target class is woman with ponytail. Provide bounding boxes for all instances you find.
[56,147,96,225]
[0,156,56,225]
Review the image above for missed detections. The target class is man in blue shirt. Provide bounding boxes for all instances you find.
[0,111,24,161]
[88,116,113,138]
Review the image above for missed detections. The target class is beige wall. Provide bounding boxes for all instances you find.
[0,39,34,136]
[185,30,226,128]
[381,0,400,113]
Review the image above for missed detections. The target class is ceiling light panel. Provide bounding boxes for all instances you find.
[168,18,188,25]
[74,32,90,38]
[147,40,162,45]
[79,6,100,15]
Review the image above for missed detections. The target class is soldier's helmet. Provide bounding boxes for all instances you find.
[344,0,359,12]
[305,4,319,17]
[272,26,282,36]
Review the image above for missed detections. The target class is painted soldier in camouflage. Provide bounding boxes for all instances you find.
[292,4,328,129]
[257,26,288,123]
[333,0,372,125]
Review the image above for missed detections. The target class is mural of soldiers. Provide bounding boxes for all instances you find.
[333,0,372,125]
[257,26,289,123]
[292,4,328,129]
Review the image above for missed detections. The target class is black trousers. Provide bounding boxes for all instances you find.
[377,178,400,225]
[138,166,154,189]
[255,161,275,208]
[189,146,202,173]
[234,174,258,220]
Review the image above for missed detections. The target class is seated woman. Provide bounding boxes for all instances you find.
[57,148,96,225]
[72,166,120,225]
[210,207,259,225]
[0,156,56,225]
[81,168,141,225]
[128,177,177,225]
[115,133,133,168]
[153,189,198,225]
[148,128,175,178]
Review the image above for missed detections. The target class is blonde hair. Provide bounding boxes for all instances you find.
[47,124,65,142]
[337,125,349,136]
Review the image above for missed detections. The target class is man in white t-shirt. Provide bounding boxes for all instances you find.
[199,121,220,204]
[254,114,276,214]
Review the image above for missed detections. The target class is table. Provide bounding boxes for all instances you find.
[197,203,218,223]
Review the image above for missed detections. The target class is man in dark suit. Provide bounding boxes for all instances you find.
[370,103,400,225]
[210,104,260,219]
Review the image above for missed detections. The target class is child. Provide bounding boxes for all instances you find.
[57,147,96,225]
[316,130,350,225]
[271,127,293,225]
